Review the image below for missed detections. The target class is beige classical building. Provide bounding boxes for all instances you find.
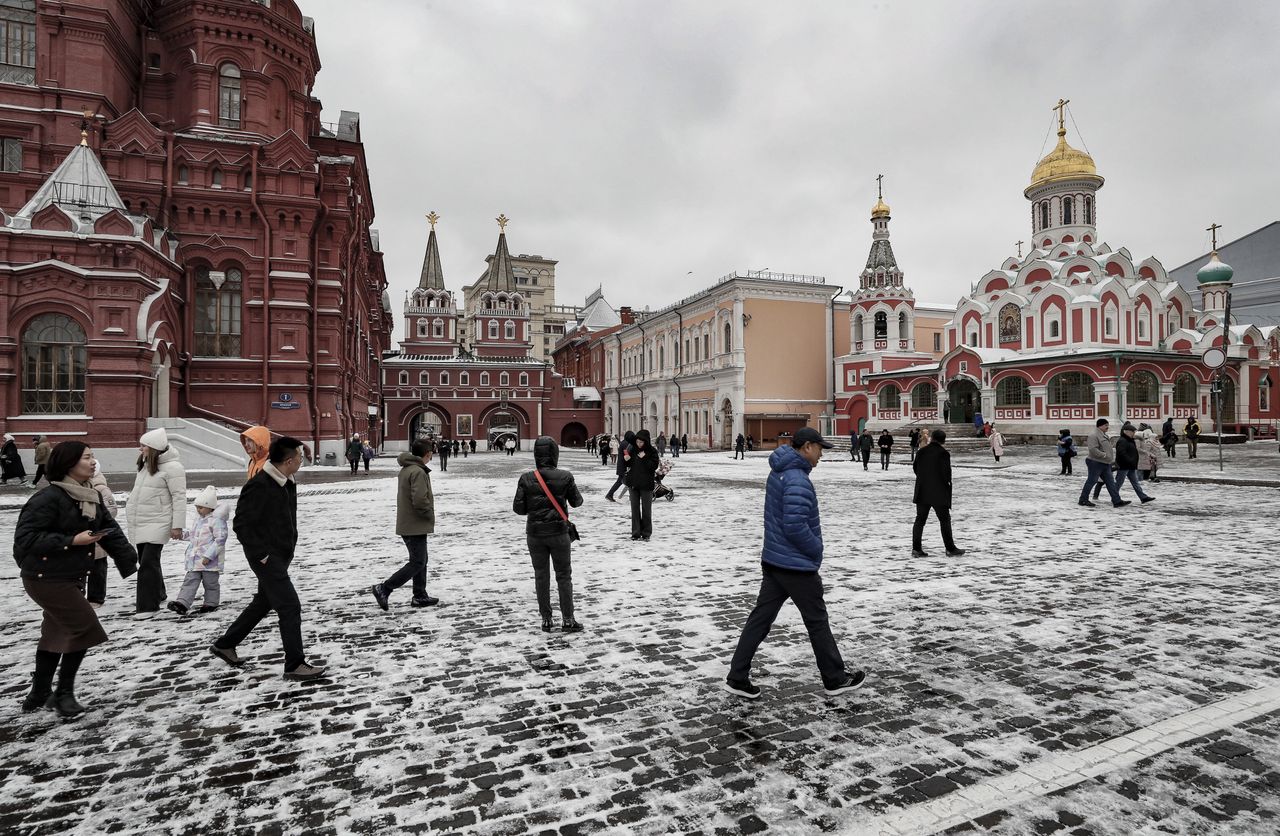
[462,251,579,362]
[602,271,848,449]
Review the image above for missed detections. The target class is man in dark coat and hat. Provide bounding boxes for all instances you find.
[911,430,966,558]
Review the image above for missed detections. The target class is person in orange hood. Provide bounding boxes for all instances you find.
[240,426,271,481]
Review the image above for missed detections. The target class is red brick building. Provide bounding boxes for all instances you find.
[551,288,631,438]
[381,219,594,451]
[0,0,389,459]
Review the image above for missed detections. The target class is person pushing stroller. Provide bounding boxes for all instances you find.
[653,458,676,502]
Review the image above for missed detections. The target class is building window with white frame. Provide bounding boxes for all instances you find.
[488,320,499,340]
[398,371,409,386]
[419,371,430,385]
[500,372,509,386]
[416,319,427,338]
[519,372,529,387]
[218,64,242,129]
[479,372,490,386]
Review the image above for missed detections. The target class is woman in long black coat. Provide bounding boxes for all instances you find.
[13,441,137,718]
[1,432,27,485]
[624,429,661,541]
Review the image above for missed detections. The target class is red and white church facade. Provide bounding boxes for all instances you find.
[842,111,1280,436]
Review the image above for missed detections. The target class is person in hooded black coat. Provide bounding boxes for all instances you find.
[734,433,746,460]
[1,433,28,485]
[624,429,661,540]
[911,430,965,558]
[857,430,874,470]
[513,437,584,632]
[605,430,635,502]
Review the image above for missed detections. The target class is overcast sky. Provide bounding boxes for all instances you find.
[303,0,1280,337]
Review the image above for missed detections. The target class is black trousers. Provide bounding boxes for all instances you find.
[382,534,428,598]
[32,464,46,486]
[912,503,957,552]
[439,455,448,472]
[528,533,574,620]
[216,553,305,671]
[87,557,108,604]
[629,489,653,538]
[860,450,871,469]
[134,542,167,612]
[349,457,359,474]
[880,450,891,469]
[606,474,628,499]
[728,564,845,683]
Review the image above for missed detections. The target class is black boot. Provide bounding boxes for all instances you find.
[23,650,58,712]
[45,689,86,719]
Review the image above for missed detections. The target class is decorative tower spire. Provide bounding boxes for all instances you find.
[482,213,517,293]
[862,179,901,288]
[418,211,445,290]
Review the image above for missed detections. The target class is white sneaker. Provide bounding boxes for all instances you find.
[132,611,158,620]
[90,602,103,610]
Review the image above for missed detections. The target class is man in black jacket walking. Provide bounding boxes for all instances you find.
[210,437,326,680]
[911,430,966,558]
[1113,422,1154,504]
[514,437,585,632]
[877,430,894,470]
[858,430,874,470]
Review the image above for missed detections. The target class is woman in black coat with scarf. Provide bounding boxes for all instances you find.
[13,441,137,718]
[624,429,661,541]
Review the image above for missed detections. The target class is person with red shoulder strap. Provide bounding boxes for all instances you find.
[513,436,584,633]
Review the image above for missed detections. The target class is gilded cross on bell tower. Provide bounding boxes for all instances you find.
[876,173,884,199]
[1053,98,1070,135]
[426,211,440,231]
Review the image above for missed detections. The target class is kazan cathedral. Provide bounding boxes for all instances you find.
[845,106,1280,437]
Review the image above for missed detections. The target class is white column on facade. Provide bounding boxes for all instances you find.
[537,401,543,436]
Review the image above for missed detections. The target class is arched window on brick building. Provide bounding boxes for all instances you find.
[22,313,86,414]
[996,376,1031,407]
[877,384,900,411]
[1173,373,1198,406]
[194,266,242,356]
[1127,370,1158,405]
[1047,371,1094,405]
[218,64,242,129]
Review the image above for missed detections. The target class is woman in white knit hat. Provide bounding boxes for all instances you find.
[126,428,187,618]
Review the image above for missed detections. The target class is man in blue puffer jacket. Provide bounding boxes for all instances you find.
[725,427,866,699]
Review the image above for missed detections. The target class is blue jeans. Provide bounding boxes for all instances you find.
[1116,469,1151,501]
[1080,459,1122,505]
[382,535,428,598]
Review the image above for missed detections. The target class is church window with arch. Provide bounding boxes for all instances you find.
[218,64,242,129]
[999,304,1021,343]
[504,320,515,340]
[877,384,901,411]
[1260,375,1272,413]
[1063,196,1074,225]
[432,319,444,338]
[1127,370,1158,405]
[22,313,86,414]
[1173,373,1198,405]
[488,320,498,340]
[1039,202,1049,230]
[194,266,242,357]
[416,319,427,338]
[1047,371,1094,405]
[996,376,1031,407]
[1083,196,1093,225]
[910,382,937,409]
[874,311,888,339]
[723,321,732,353]
[898,312,909,340]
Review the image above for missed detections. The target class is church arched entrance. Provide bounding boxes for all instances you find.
[946,378,980,425]
[1211,376,1236,428]
[560,422,588,448]
[486,408,521,451]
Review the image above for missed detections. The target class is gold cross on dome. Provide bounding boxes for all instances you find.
[496,213,509,232]
[426,211,440,230]
[876,173,884,199]
[1016,240,1024,258]
[1207,222,1222,252]
[1054,98,1070,133]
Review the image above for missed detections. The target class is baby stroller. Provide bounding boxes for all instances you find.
[653,458,676,502]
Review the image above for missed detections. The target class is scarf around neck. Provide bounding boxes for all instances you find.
[54,478,102,520]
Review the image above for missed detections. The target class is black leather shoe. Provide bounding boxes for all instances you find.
[541,617,554,632]
[21,681,51,713]
[370,584,389,611]
[1078,500,1096,507]
[911,548,929,557]
[411,596,439,607]
[946,548,967,556]
[561,620,584,633]
[45,689,85,719]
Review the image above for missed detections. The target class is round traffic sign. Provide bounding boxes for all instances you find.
[1201,347,1227,369]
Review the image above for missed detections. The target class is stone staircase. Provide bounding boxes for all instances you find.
[144,417,246,470]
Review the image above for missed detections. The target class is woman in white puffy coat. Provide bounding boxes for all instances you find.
[127,428,187,618]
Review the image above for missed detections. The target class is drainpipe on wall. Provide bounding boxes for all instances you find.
[249,147,271,424]
[637,319,647,429]
[825,285,844,435]
[309,197,328,460]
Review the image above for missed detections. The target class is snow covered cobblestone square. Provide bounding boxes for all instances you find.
[1,447,1278,835]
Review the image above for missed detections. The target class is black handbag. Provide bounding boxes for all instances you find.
[534,469,580,542]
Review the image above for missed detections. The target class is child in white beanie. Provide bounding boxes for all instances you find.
[168,486,228,615]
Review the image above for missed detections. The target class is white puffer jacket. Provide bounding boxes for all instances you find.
[126,447,188,545]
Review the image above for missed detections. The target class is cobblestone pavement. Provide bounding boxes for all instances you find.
[0,447,1277,835]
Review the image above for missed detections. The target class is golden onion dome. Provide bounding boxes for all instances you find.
[1028,128,1102,191]
[871,197,891,218]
